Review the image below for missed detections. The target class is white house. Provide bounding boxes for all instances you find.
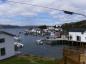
[68,29,86,42]
[0,31,18,60]
[47,26,55,31]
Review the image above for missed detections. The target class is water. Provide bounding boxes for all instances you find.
[0,28,65,59]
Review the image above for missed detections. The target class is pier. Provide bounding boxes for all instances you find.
[43,38,86,47]
[63,47,86,64]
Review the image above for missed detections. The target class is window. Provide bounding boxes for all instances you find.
[0,38,5,43]
[0,48,5,56]
[77,36,81,41]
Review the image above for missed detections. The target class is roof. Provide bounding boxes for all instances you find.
[68,28,86,32]
[0,31,16,37]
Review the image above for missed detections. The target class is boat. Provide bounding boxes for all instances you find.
[24,29,30,35]
[14,42,24,48]
[36,39,43,45]
[36,39,47,45]
[14,36,24,48]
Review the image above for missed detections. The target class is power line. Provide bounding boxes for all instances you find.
[7,1,63,11]
[7,1,86,17]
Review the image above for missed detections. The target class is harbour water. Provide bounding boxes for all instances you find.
[0,28,66,59]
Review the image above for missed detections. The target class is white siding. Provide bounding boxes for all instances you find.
[69,32,86,42]
[0,34,15,60]
[82,33,86,42]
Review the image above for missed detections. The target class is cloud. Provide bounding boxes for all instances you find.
[1,0,85,16]
[0,0,86,25]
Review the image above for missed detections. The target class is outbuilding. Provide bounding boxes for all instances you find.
[0,31,17,60]
[68,29,86,42]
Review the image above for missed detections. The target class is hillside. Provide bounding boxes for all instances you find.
[0,25,20,28]
[61,20,86,30]
[0,25,36,29]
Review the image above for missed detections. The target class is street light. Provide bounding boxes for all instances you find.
[63,11,74,15]
[63,10,86,17]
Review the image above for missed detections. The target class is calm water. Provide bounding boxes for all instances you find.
[0,28,65,59]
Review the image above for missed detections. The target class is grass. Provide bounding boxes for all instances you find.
[0,55,64,64]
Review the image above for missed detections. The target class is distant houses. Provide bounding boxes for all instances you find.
[0,31,23,60]
[25,26,86,43]
[25,25,63,37]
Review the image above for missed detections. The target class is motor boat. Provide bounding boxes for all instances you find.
[36,39,43,45]
[14,36,24,48]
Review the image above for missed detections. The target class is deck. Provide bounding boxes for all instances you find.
[43,38,86,46]
[63,47,86,64]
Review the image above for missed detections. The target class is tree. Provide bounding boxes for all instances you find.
[38,25,47,29]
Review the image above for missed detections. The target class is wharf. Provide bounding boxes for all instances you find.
[63,47,86,64]
[44,38,86,46]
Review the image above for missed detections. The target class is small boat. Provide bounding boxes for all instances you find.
[36,39,44,45]
[14,36,20,40]
[36,39,47,45]
[24,29,29,35]
[14,36,24,48]
[14,42,24,48]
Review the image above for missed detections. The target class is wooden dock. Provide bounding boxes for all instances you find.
[63,47,86,64]
[44,38,86,64]
[44,38,86,47]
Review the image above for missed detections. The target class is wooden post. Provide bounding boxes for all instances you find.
[80,42,81,48]
[72,41,74,48]
[64,56,67,64]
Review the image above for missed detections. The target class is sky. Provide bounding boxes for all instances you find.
[0,0,86,26]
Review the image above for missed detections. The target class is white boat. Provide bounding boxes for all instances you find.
[36,39,47,45]
[14,36,24,48]
[36,39,43,45]
[14,42,24,48]
[14,36,21,41]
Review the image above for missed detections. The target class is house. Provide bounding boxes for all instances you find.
[68,29,86,42]
[31,29,37,33]
[0,31,18,60]
[47,26,55,32]
[31,28,42,34]
[63,29,86,64]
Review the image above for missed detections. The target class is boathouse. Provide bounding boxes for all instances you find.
[63,29,86,64]
[68,29,86,42]
[0,31,17,60]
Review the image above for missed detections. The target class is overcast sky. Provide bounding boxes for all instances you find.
[0,0,86,26]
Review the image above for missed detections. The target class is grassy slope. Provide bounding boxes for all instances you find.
[0,55,64,64]
[61,20,86,30]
